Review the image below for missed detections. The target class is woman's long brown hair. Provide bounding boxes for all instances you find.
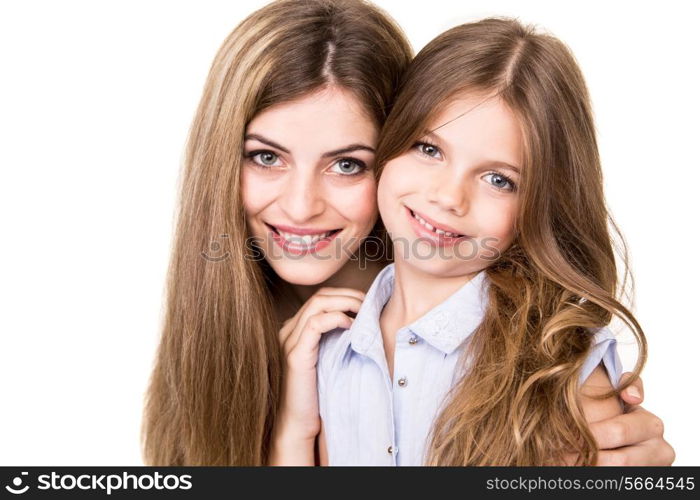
[141,0,411,465]
[375,17,646,465]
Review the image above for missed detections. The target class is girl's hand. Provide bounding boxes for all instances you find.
[269,287,365,465]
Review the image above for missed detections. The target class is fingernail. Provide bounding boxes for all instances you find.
[626,385,641,399]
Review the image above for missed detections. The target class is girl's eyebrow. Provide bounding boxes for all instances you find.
[244,133,374,157]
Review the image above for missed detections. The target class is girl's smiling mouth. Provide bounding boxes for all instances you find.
[405,205,471,246]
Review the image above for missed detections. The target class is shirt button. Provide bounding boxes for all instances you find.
[408,336,418,345]
[387,445,394,454]
[398,377,407,387]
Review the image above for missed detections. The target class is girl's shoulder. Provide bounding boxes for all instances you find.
[317,327,352,382]
[578,326,623,388]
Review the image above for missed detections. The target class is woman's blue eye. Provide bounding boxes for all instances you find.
[246,150,280,167]
[256,151,279,166]
[416,142,441,158]
[485,172,516,192]
[330,158,366,176]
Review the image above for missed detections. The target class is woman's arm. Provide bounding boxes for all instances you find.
[268,287,365,466]
[579,364,623,422]
[579,369,675,465]
[589,373,675,466]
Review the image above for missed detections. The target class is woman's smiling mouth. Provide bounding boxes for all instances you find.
[265,222,342,255]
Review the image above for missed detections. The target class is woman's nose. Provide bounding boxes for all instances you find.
[276,168,326,223]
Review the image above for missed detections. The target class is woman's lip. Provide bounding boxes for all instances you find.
[405,205,470,246]
[406,205,466,236]
[267,225,342,255]
[265,222,341,236]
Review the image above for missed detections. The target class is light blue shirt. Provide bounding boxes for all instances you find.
[317,263,623,466]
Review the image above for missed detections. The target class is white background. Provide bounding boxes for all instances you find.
[1,0,698,465]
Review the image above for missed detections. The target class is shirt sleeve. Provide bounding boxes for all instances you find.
[578,326,623,388]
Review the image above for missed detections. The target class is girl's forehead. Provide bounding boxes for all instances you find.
[426,92,501,133]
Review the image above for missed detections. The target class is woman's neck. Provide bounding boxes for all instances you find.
[278,257,386,315]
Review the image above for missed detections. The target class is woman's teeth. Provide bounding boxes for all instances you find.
[276,230,333,245]
[411,211,462,238]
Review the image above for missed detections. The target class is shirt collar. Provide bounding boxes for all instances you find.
[347,263,490,356]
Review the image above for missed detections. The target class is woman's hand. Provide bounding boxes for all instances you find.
[592,373,675,465]
[268,287,366,465]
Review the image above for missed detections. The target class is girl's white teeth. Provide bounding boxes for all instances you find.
[277,230,331,245]
[412,211,461,238]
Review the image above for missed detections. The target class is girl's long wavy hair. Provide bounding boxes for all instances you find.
[141,0,411,465]
[375,17,646,465]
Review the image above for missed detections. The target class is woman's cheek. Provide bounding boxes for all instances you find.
[241,168,275,215]
[330,177,378,230]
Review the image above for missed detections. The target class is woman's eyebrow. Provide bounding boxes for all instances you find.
[321,144,375,157]
[244,134,290,153]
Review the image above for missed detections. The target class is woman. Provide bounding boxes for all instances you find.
[141,0,410,465]
[142,0,673,466]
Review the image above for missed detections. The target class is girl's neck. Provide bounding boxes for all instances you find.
[382,259,479,329]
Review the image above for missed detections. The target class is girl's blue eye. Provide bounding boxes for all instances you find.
[330,158,367,176]
[415,142,442,159]
[484,172,516,192]
[247,150,281,167]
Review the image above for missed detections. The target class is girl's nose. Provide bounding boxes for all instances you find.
[426,169,469,217]
[276,168,326,223]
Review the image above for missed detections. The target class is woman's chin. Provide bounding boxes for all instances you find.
[268,260,347,287]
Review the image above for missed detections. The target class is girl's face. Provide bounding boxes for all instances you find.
[377,93,524,279]
[242,86,379,285]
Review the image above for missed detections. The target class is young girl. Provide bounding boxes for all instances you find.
[314,17,647,465]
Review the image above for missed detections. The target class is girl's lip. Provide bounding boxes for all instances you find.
[405,205,470,247]
[266,224,342,255]
[406,206,465,236]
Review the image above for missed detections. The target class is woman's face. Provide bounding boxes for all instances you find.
[377,92,524,279]
[242,86,379,285]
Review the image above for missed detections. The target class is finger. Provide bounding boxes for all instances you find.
[314,287,367,300]
[590,405,664,450]
[286,312,354,369]
[618,372,644,405]
[296,311,354,353]
[287,295,364,350]
[278,317,296,345]
[281,291,363,349]
[596,437,676,466]
[290,288,365,328]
